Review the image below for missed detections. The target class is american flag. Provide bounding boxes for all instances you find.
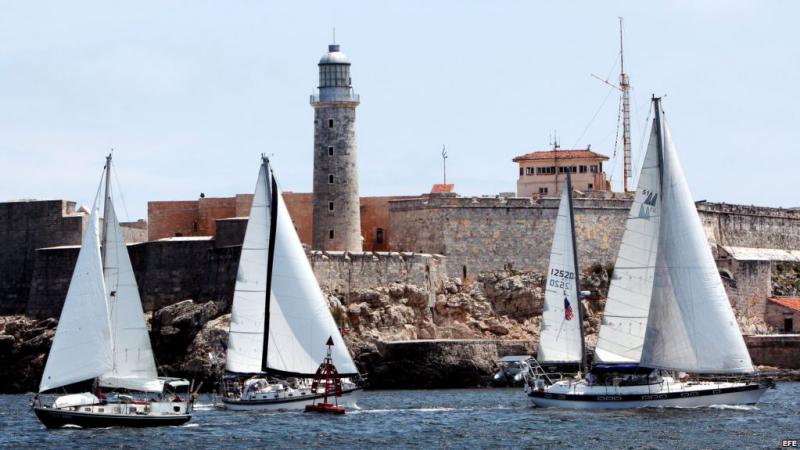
[564,297,574,321]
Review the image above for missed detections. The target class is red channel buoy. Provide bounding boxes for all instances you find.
[305,336,346,415]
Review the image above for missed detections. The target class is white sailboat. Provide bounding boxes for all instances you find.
[33,154,193,428]
[220,156,362,411]
[524,97,770,409]
[535,172,586,374]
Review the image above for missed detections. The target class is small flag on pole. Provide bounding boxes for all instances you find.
[564,297,574,321]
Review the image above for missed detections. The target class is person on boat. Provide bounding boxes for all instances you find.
[95,389,107,404]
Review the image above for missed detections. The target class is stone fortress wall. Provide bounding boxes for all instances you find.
[21,216,445,319]
[389,194,800,278]
[4,196,800,327]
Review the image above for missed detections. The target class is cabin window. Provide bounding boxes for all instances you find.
[329,229,335,239]
[328,118,334,128]
[328,201,334,212]
[579,165,587,173]
[328,174,334,184]
[98,408,104,412]
[376,227,384,244]
[590,165,599,173]
[328,146,334,156]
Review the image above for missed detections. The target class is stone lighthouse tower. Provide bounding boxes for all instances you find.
[310,43,362,251]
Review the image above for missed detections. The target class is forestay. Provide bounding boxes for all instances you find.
[226,162,270,374]
[98,196,161,392]
[594,123,661,363]
[537,179,582,364]
[39,203,113,392]
[639,117,753,374]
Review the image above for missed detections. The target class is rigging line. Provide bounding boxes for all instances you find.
[92,164,107,212]
[111,162,132,222]
[631,100,653,187]
[570,85,616,150]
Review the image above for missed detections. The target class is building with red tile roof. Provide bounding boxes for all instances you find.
[766,297,800,332]
[512,146,611,197]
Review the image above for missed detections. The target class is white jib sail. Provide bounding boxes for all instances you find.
[594,123,662,364]
[98,197,161,392]
[639,121,754,374]
[226,162,270,374]
[267,177,358,375]
[40,203,114,392]
[536,183,583,364]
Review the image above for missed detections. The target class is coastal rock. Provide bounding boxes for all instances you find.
[367,340,502,389]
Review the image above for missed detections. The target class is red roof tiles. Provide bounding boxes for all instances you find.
[431,183,454,193]
[512,149,609,162]
[768,297,800,313]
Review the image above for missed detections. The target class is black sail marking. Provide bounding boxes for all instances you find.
[261,168,279,372]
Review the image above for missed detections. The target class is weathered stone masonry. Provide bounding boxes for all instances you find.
[0,200,86,314]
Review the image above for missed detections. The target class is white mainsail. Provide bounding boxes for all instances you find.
[226,162,270,374]
[39,203,113,392]
[226,159,358,376]
[537,178,583,364]
[98,196,161,392]
[594,123,662,363]
[639,120,753,373]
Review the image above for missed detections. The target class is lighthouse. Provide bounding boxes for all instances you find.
[310,43,362,252]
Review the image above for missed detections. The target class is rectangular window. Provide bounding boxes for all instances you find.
[579,165,587,173]
[519,167,523,176]
[539,187,549,194]
[328,174,334,184]
[548,167,555,174]
[588,183,594,190]
[328,201,334,211]
[329,229,335,239]
[525,167,534,176]
[376,227,384,244]
[328,119,334,128]
[328,146,334,156]
[590,165,598,173]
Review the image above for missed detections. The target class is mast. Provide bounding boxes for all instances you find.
[619,17,632,193]
[565,172,587,373]
[260,155,279,373]
[652,96,665,190]
[101,152,112,268]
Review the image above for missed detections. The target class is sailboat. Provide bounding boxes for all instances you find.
[524,97,770,409]
[534,171,586,376]
[220,156,362,410]
[33,154,193,428]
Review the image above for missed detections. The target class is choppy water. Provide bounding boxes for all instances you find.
[2,383,798,449]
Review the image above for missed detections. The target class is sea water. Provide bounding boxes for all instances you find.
[1,383,798,449]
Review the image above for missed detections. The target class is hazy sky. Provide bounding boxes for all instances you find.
[1,1,798,220]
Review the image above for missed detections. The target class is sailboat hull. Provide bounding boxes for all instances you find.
[221,387,361,411]
[529,382,767,409]
[33,407,192,428]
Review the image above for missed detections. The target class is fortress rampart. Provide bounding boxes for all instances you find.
[389,194,800,279]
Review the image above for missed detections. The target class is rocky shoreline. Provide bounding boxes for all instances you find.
[2,268,799,394]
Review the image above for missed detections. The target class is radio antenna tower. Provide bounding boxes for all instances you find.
[618,17,631,193]
[591,17,632,193]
